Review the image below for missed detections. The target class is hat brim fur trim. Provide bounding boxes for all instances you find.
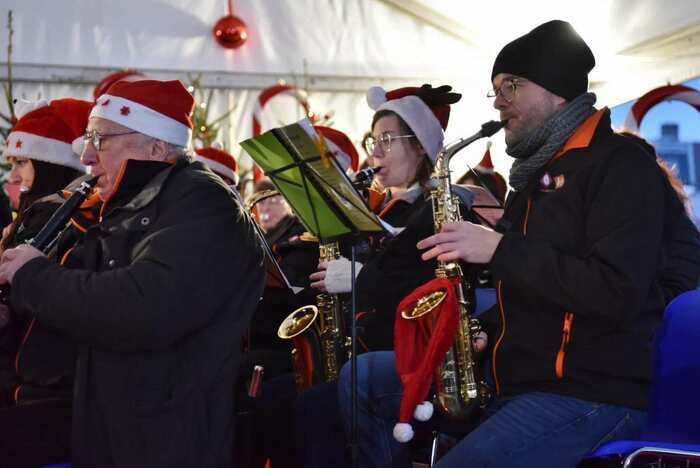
[377,96,443,162]
[91,94,192,147]
[195,155,239,186]
[4,131,87,172]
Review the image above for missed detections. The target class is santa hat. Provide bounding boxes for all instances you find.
[392,277,462,443]
[366,84,460,163]
[90,79,194,147]
[474,141,507,202]
[195,143,239,186]
[314,126,359,173]
[4,98,92,172]
[93,69,146,101]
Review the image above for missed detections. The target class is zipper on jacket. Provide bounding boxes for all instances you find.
[555,312,575,379]
[14,246,76,379]
[492,281,506,395]
[492,195,533,394]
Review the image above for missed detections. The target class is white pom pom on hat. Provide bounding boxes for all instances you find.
[367,86,388,110]
[392,422,415,443]
[413,401,434,421]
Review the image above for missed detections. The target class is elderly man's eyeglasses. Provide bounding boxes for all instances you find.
[83,130,139,151]
[487,78,528,103]
[365,132,415,153]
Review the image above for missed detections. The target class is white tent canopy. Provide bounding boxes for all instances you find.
[2,0,700,179]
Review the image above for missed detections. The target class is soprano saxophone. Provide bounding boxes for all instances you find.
[400,120,504,418]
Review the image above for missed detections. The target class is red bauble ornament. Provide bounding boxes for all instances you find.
[213,14,248,49]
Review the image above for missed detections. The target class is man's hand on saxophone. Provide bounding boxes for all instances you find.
[417,221,503,264]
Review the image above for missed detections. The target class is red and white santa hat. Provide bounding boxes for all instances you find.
[314,125,359,173]
[474,141,507,202]
[4,98,92,172]
[93,69,146,102]
[90,79,195,147]
[195,143,239,186]
[475,141,495,173]
[367,86,450,163]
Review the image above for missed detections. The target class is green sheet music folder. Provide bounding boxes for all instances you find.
[241,120,386,242]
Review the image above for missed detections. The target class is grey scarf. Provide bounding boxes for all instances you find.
[508,92,597,191]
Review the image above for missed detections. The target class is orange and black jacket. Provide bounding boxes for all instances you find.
[0,189,97,404]
[481,109,669,410]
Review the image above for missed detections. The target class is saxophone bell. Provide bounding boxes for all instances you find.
[277,241,348,393]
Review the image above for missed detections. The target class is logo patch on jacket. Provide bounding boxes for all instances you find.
[539,172,565,191]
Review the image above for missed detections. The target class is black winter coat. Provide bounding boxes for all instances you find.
[0,195,79,404]
[483,110,668,410]
[11,159,265,468]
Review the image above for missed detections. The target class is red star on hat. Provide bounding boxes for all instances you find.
[15,140,22,149]
[120,106,130,116]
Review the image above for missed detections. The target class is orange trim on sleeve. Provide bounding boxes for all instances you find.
[70,218,88,234]
[13,385,22,404]
[60,246,76,266]
[14,319,36,374]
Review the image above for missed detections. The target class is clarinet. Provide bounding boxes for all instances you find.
[0,177,98,303]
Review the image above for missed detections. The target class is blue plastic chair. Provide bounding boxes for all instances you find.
[579,289,700,467]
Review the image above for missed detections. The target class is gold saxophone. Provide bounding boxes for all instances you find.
[400,121,504,419]
[278,241,349,392]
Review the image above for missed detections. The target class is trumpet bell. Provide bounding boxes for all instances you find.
[278,305,319,339]
[401,290,447,319]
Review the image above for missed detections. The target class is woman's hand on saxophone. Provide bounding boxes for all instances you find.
[417,221,503,264]
[310,258,363,294]
[309,261,329,292]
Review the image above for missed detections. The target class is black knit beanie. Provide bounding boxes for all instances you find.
[491,20,595,101]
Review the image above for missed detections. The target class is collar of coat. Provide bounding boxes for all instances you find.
[550,108,607,163]
[100,158,187,219]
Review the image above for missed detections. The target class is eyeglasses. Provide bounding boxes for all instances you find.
[365,132,416,153]
[83,129,139,151]
[487,78,528,103]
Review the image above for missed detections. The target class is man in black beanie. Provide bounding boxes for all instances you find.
[416,19,672,466]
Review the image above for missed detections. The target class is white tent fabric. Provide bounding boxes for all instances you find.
[2,0,700,181]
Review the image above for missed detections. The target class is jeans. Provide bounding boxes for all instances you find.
[338,351,647,468]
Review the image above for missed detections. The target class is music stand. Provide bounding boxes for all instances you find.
[241,119,388,467]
